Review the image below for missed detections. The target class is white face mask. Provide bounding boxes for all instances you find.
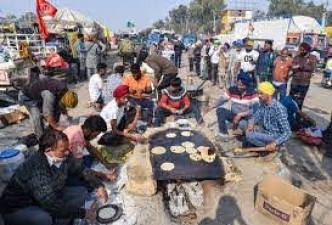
[45,151,68,168]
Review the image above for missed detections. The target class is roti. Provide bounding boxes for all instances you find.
[151,146,166,155]
[185,147,198,154]
[189,153,202,161]
[166,133,177,138]
[170,146,186,154]
[202,154,216,163]
[197,146,209,152]
[181,131,192,137]
[98,206,116,219]
[181,141,195,148]
[161,162,175,171]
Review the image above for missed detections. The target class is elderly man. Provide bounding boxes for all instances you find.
[290,42,317,109]
[0,129,108,225]
[207,72,259,138]
[154,78,204,126]
[19,77,78,138]
[246,82,291,151]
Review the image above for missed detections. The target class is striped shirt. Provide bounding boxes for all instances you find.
[215,86,259,116]
[251,100,291,145]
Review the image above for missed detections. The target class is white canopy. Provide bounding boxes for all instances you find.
[54,8,94,25]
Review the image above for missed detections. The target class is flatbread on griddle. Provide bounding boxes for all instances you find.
[181,141,195,148]
[161,162,175,171]
[189,153,202,161]
[202,154,216,163]
[166,133,177,138]
[181,131,192,137]
[185,147,198,154]
[170,146,186,154]
[197,146,209,152]
[151,146,166,155]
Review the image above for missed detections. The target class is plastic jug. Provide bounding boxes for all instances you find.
[0,148,25,182]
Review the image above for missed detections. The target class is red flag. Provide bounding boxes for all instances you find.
[36,0,57,39]
[37,0,57,17]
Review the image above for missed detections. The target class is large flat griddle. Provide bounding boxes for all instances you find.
[149,128,223,181]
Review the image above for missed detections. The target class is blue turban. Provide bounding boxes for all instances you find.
[237,71,252,86]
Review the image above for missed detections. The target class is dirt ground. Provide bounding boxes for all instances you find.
[1,51,332,225]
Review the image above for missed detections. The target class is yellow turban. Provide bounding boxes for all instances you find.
[258,82,275,96]
[61,90,78,108]
[246,40,254,46]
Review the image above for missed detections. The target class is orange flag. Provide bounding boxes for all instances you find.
[36,0,58,39]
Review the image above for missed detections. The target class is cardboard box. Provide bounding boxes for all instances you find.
[255,175,316,225]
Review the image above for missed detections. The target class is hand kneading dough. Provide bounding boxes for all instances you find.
[166,133,177,138]
[181,141,195,148]
[161,162,175,171]
[151,146,166,155]
[170,146,186,153]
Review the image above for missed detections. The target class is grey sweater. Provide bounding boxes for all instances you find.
[0,151,103,218]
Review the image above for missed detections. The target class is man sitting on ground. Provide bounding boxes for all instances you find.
[89,62,107,111]
[0,129,107,225]
[104,65,125,103]
[123,63,154,121]
[63,115,117,177]
[281,94,316,132]
[99,85,145,146]
[246,82,291,152]
[206,71,259,138]
[154,78,204,126]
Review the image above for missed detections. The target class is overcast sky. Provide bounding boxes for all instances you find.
[1,0,330,31]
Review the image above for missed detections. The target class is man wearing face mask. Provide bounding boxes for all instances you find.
[206,71,259,139]
[290,42,317,110]
[246,82,291,152]
[0,129,108,225]
[154,78,204,126]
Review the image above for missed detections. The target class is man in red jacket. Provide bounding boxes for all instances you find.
[153,78,203,126]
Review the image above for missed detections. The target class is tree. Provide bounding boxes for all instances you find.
[268,0,324,20]
[18,12,36,23]
[6,14,17,22]
[164,0,225,34]
[153,19,166,29]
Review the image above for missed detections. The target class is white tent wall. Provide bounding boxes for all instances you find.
[233,16,324,50]
[233,18,290,49]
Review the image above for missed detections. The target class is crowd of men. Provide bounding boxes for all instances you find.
[0,33,327,224]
